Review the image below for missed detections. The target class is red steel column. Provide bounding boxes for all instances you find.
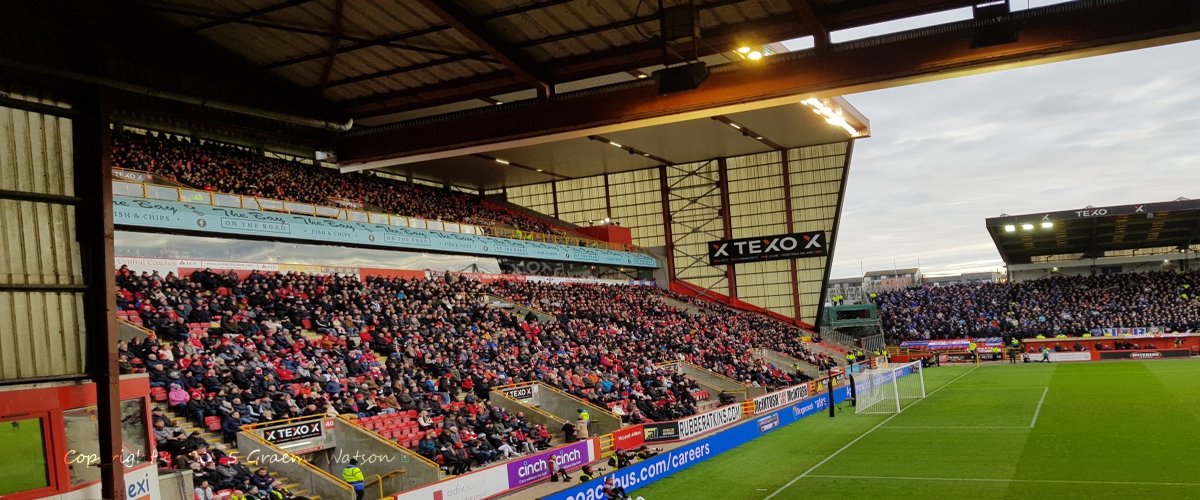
[658,165,676,281]
[76,91,124,499]
[717,157,737,299]
[780,149,803,320]
[603,174,613,220]
[551,181,560,220]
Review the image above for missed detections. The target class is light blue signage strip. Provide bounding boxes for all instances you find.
[112,197,658,268]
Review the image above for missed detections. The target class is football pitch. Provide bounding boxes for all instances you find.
[638,359,1200,499]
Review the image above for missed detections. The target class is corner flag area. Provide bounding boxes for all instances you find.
[637,361,1200,499]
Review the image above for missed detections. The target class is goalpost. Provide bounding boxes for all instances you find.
[852,360,926,414]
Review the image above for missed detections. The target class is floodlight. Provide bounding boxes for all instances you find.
[1021,223,1034,231]
[1003,225,1016,232]
[1041,222,1053,229]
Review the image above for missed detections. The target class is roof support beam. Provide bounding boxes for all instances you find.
[787,0,829,52]
[338,0,1200,165]
[333,0,980,109]
[344,16,806,116]
[260,0,577,69]
[413,0,549,94]
[318,0,346,89]
[142,3,493,61]
[189,0,317,32]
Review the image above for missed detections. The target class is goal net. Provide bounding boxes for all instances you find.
[851,360,926,414]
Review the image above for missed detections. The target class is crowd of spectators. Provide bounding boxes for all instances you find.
[117,267,824,477]
[111,131,560,235]
[874,270,1200,341]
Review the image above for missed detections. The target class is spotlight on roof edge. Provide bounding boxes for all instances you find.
[1021,223,1034,230]
[801,97,862,137]
[734,45,770,62]
[1003,225,1016,232]
[1041,221,1054,229]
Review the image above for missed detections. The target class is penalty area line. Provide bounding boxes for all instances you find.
[763,365,980,500]
[804,474,1200,487]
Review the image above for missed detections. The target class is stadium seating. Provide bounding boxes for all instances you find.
[116,266,834,474]
[874,270,1200,340]
[111,131,565,235]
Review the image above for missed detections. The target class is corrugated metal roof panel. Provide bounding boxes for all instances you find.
[554,71,637,93]
[355,100,492,126]
[489,88,538,104]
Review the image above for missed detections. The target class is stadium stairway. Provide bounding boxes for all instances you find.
[659,296,716,317]
[151,401,319,499]
[483,294,556,323]
[807,340,850,360]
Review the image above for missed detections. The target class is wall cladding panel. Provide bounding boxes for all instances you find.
[0,99,87,381]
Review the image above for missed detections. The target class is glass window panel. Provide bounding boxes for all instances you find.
[64,399,149,486]
[0,417,49,495]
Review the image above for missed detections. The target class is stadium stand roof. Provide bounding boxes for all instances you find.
[1,1,1197,188]
[134,0,979,120]
[985,198,1200,265]
[864,268,920,278]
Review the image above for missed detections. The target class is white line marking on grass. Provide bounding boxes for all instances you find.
[1029,386,1049,428]
[763,365,980,500]
[884,426,1028,430]
[805,474,1200,487]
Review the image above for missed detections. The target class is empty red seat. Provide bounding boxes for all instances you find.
[150,387,167,402]
[205,416,222,432]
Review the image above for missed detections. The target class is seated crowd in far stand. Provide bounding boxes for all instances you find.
[117,267,826,477]
[110,131,560,235]
[874,270,1200,341]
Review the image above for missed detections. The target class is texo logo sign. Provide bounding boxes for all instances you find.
[708,231,828,265]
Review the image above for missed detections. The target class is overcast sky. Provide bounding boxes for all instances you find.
[810,37,1200,279]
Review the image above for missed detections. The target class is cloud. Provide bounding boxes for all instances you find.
[830,40,1200,278]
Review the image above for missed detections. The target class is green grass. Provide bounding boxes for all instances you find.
[0,417,50,495]
[638,360,1200,500]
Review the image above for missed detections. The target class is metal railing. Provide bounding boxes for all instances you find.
[110,168,646,253]
[236,427,355,500]
[489,383,570,424]
[336,414,441,469]
[516,380,619,420]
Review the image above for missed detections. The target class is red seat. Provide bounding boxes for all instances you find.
[150,387,167,402]
[205,416,222,432]
[159,451,174,469]
[302,319,313,330]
